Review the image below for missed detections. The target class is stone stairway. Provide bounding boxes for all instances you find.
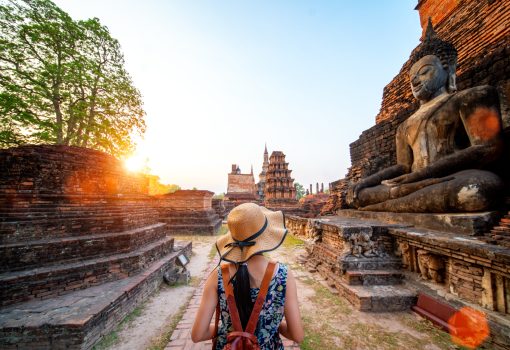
[0,145,192,349]
[301,216,417,312]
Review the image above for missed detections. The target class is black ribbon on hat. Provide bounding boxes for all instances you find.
[224,216,268,251]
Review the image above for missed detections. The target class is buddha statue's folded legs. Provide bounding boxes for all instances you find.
[356,169,503,213]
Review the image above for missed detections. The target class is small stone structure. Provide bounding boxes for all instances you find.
[154,190,222,235]
[298,193,329,218]
[224,164,259,207]
[0,145,191,349]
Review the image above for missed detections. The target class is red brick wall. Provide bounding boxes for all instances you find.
[0,145,149,200]
[226,174,257,195]
[416,0,458,32]
[154,190,214,210]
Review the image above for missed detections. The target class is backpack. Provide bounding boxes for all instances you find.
[212,261,276,350]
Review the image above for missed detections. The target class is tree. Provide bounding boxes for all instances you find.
[147,175,180,196]
[0,0,145,156]
[294,182,305,199]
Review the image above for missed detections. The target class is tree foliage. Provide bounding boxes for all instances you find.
[0,0,145,156]
[294,182,305,199]
[147,175,180,196]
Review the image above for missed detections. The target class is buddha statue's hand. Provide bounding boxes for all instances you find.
[346,182,365,207]
[382,173,413,187]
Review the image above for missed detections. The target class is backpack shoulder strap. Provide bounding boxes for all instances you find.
[221,263,243,332]
[245,261,277,334]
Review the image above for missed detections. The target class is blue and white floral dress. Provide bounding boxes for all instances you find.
[215,263,288,350]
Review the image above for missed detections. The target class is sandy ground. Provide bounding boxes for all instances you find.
[111,236,216,350]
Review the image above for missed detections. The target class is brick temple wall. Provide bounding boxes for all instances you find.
[154,190,214,211]
[347,0,510,184]
[153,190,222,235]
[0,145,149,201]
[226,173,257,196]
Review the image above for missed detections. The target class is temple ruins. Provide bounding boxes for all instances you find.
[224,164,258,209]
[154,190,222,235]
[264,151,304,215]
[0,145,192,349]
[287,0,510,348]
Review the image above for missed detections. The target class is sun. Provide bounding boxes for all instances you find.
[124,155,147,172]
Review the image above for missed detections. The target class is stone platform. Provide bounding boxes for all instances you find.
[286,211,510,348]
[336,209,500,236]
[301,216,417,312]
[0,242,191,350]
[154,190,222,235]
[0,145,193,349]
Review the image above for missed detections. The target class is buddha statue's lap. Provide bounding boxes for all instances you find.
[346,20,505,213]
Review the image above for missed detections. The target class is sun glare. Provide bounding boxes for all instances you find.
[124,155,147,172]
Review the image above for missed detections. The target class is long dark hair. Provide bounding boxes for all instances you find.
[232,263,254,329]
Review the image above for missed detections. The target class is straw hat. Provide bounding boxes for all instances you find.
[216,203,287,263]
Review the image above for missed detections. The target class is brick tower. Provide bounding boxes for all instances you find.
[264,151,302,214]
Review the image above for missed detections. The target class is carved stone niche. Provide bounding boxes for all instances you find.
[417,249,446,283]
[305,219,322,243]
[345,230,385,258]
[481,269,510,315]
[396,241,411,269]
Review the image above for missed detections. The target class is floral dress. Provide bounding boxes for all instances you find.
[215,263,288,350]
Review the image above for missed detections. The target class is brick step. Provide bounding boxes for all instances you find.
[0,223,168,272]
[0,202,154,212]
[329,274,416,312]
[165,221,222,235]
[160,216,220,225]
[340,256,403,271]
[0,235,175,307]
[0,207,157,221]
[0,241,192,350]
[343,270,404,286]
[0,213,160,243]
[491,230,510,237]
[491,226,510,232]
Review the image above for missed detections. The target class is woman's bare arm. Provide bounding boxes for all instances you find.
[191,268,218,343]
[280,268,304,343]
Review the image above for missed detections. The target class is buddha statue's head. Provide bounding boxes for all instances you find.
[409,19,458,102]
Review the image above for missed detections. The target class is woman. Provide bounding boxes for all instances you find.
[191,203,304,349]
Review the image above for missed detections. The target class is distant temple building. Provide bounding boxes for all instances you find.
[256,144,269,200]
[224,164,258,206]
[264,151,302,214]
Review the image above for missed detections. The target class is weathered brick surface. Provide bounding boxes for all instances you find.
[0,145,193,349]
[153,190,222,235]
[0,145,149,197]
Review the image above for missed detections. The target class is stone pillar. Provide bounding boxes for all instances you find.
[310,184,313,194]
[316,182,319,194]
[321,183,324,193]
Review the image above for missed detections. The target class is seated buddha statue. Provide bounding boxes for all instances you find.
[346,20,504,213]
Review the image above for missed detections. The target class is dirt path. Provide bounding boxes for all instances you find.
[101,236,217,350]
[271,235,463,350]
[99,232,464,350]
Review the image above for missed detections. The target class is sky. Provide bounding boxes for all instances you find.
[53,0,422,194]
